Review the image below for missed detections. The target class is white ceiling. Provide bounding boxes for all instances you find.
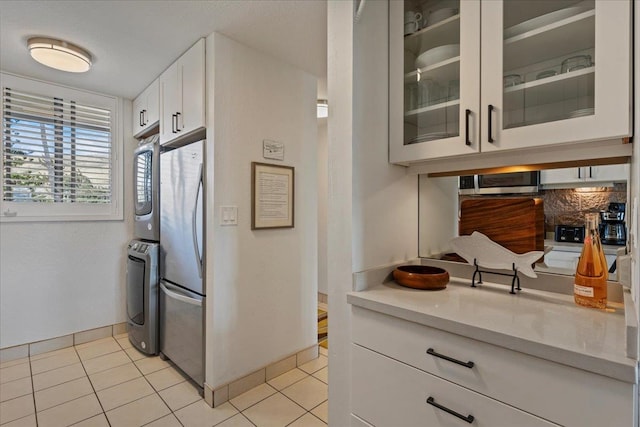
[0,0,327,100]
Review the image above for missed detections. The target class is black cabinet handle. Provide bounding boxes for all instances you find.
[427,397,475,424]
[171,114,177,133]
[139,111,144,127]
[487,104,495,143]
[589,166,593,178]
[142,109,147,125]
[176,112,182,131]
[465,109,471,146]
[427,348,474,368]
[578,168,581,179]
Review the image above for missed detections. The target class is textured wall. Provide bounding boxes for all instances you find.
[541,184,627,232]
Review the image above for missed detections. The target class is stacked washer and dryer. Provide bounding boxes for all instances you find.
[126,135,160,355]
[125,134,206,388]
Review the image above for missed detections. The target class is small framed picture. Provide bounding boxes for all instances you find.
[251,162,294,229]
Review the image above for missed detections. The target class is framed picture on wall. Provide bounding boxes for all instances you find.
[251,162,295,229]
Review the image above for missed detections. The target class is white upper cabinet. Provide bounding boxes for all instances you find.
[390,0,480,163]
[390,0,631,164]
[481,0,631,152]
[541,163,629,187]
[132,78,159,138]
[160,39,205,145]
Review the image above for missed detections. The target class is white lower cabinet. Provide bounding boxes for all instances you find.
[352,345,556,427]
[351,306,635,427]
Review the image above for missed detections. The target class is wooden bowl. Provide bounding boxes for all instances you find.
[393,265,449,290]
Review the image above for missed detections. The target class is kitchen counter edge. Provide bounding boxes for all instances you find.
[348,262,638,384]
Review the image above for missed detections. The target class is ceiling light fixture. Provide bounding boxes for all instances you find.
[27,37,92,73]
[317,99,328,118]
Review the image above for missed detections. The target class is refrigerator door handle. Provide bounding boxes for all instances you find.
[160,282,202,307]
[192,163,203,278]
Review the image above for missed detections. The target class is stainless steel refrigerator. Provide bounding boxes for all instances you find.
[159,139,204,386]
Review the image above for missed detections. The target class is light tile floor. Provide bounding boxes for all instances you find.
[0,335,329,427]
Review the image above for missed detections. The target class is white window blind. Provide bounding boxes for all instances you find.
[1,73,121,221]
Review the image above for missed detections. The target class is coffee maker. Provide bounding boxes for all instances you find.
[599,202,626,246]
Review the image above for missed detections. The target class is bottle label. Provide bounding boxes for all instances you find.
[574,284,594,297]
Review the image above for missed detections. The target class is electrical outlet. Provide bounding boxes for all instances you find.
[221,206,238,226]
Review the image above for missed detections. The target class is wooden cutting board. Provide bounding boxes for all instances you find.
[459,198,544,255]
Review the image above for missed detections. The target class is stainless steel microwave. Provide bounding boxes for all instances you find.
[459,171,540,195]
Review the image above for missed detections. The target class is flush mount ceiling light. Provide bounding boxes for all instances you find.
[317,99,328,118]
[27,37,92,73]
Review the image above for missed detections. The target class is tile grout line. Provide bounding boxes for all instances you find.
[235,412,258,427]
[149,381,186,427]
[30,363,86,393]
[284,410,308,427]
[29,356,79,377]
[307,411,328,425]
[269,367,320,392]
[19,337,328,426]
[308,398,328,423]
[70,343,111,427]
[227,383,278,414]
[275,389,315,422]
[118,337,187,427]
[32,339,131,395]
[276,373,328,426]
[28,354,38,427]
[6,336,159,427]
[106,336,167,425]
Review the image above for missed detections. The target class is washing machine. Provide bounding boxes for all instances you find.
[126,239,159,354]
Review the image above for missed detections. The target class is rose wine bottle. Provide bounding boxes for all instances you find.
[574,213,607,309]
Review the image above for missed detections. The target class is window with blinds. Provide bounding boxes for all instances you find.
[1,73,121,221]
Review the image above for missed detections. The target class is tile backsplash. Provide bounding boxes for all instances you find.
[542,184,627,233]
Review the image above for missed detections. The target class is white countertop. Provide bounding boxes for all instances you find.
[348,277,637,383]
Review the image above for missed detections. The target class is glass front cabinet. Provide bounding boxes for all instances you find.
[389,0,631,164]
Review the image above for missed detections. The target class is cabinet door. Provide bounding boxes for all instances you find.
[132,95,146,137]
[352,306,635,427]
[589,163,629,182]
[133,79,160,138]
[389,0,480,164]
[179,38,205,136]
[144,78,160,129]
[352,344,556,427]
[481,1,631,152]
[541,164,629,186]
[159,62,179,145]
[540,167,583,185]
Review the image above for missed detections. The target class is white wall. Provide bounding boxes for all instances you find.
[317,119,328,296]
[326,2,354,425]
[205,32,318,388]
[0,99,134,349]
[352,1,417,272]
[327,1,418,425]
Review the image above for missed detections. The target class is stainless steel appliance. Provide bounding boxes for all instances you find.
[126,239,159,354]
[459,171,539,195]
[555,225,585,243]
[159,139,204,386]
[134,135,160,241]
[600,202,626,246]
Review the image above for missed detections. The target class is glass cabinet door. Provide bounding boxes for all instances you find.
[389,0,480,164]
[481,0,631,152]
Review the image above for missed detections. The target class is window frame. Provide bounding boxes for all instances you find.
[1,72,123,222]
